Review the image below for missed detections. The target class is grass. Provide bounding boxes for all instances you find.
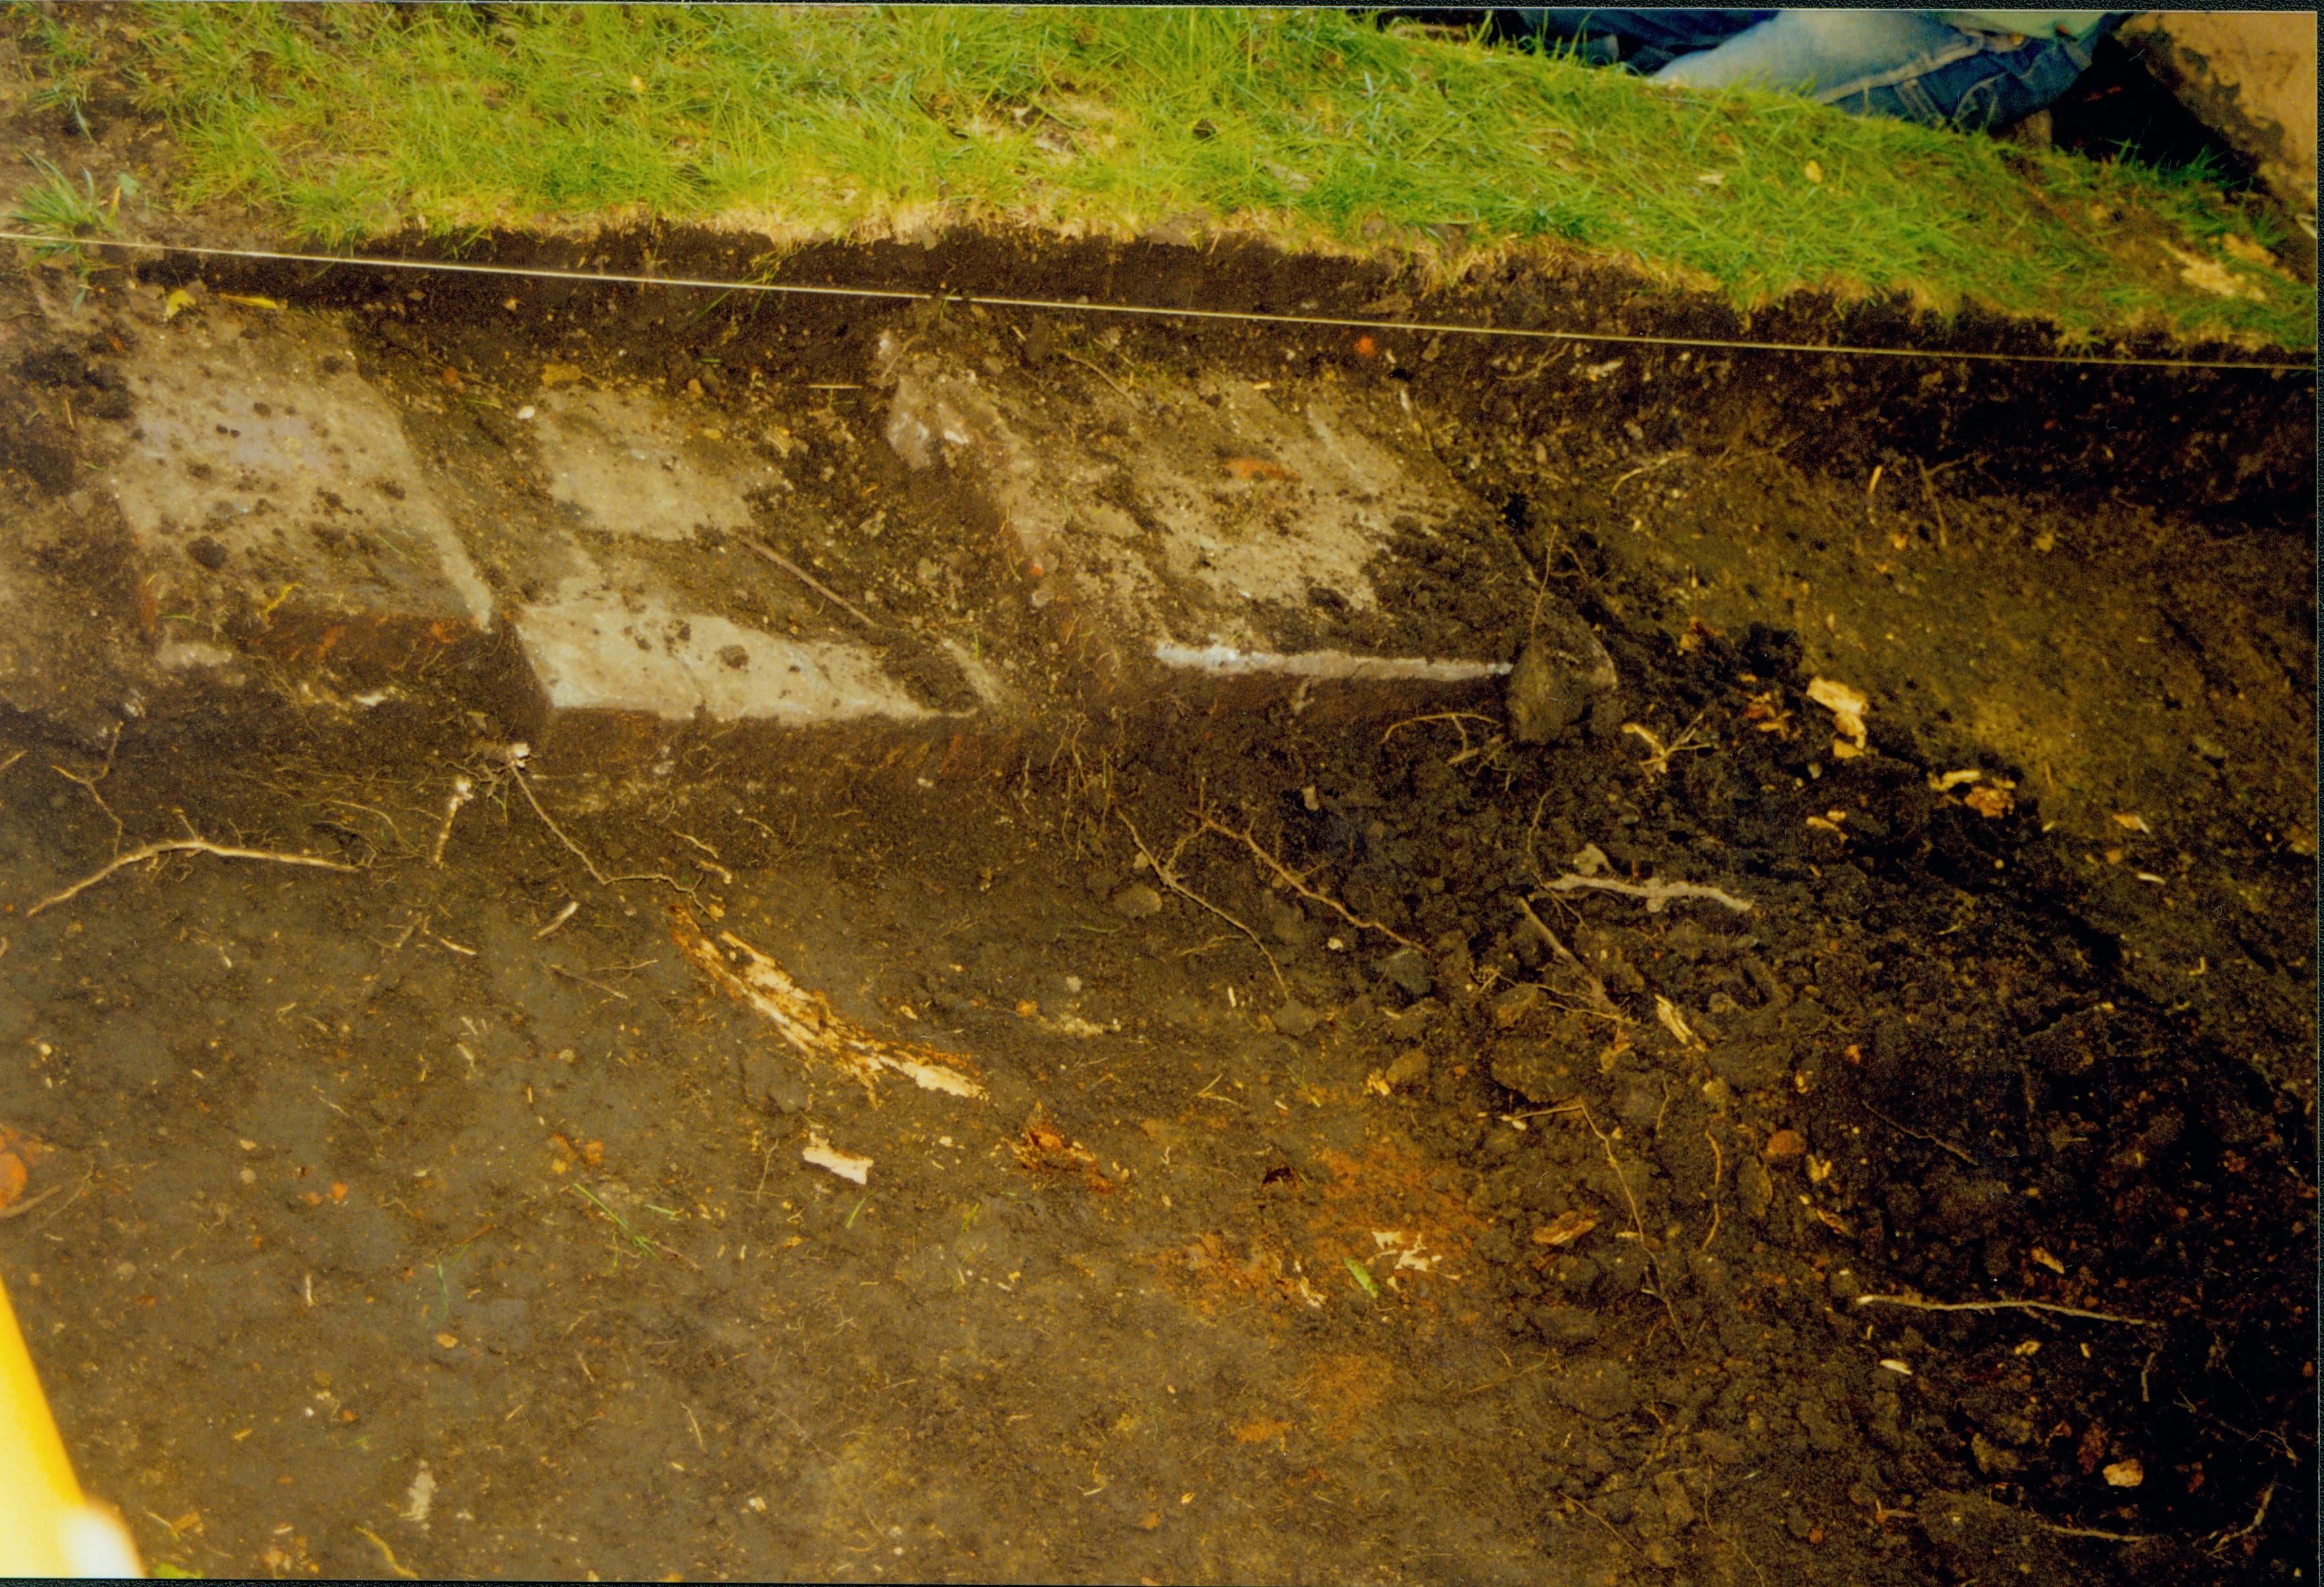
[10,158,122,246]
[7,156,139,305]
[16,4,2314,346]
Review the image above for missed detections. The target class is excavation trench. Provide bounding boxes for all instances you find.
[0,231,2312,1584]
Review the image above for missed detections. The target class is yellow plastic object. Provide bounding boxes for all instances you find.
[0,1274,141,1578]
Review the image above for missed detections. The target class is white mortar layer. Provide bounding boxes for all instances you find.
[512,582,936,726]
[107,312,494,628]
[1154,643,1511,682]
[531,386,781,542]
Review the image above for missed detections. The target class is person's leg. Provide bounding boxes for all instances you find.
[1502,11,1773,74]
[1843,28,2107,130]
[1648,10,2111,130]
[1651,10,1982,96]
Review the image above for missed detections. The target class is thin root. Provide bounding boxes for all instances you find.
[353,1526,418,1580]
[1700,1123,1726,1251]
[1200,814,1416,950]
[28,838,356,918]
[1510,896,1628,1024]
[430,775,475,867]
[1119,810,1286,994]
[509,765,607,883]
[1622,708,1714,777]
[51,725,123,847]
[1063,349,1138,405]
[1380,711,1498,753]
[1854,1294,2161,1327]
[2208,1479,2278,1553]
[1541,872,1755,915]
[745,536,883,631]
[1578,1101,1684,1341]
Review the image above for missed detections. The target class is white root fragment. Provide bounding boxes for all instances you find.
[668,906,985,1100]
[1542,873,1755,915]
[28,839,357,918]
[802,1133,872,1185]
[430,776,475,867]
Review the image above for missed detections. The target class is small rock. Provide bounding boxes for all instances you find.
[717,644,750,670]
[2191,735,2227,764]
[1533,1304,1601,1346]
[1491,982,1543,1030]
[1654,1471,1696,1531]
[1378,997,1441,1038]
[1487,1036,1580,1111]
[742,1051,809,1115]
[1272,1001,1318,1038]
[1918,1490,2076,1580]
[1555,1358,1637,1421]
[1380,948,1434,998]
[1383,1047,1431,1090]
[1603,1247,1650,1294]
[1263,896,1315,949]
[1696,1429,1744,1465]
[1505,605,1619,745]
[1763,1128,1807,1161]
[1710,1043,1788,1092]
[1972,1432,2024,1476]
[1110,883,1163,919]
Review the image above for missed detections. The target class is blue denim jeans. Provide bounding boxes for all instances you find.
[1508,11,1773,75]
[1509,9,2113,129]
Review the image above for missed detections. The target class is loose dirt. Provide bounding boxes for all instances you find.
[0,206,2313,1585]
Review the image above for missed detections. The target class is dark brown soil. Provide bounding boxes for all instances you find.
[0,102,2314,1587]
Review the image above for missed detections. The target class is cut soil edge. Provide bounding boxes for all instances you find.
[76,218,2315,526]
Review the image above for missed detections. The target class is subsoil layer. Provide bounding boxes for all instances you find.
[0,221,2314,1586]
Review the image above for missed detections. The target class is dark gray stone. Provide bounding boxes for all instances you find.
[1505,605,1619,745]
[1380,948,1434,998]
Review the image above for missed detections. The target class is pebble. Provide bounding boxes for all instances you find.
[1383,1047,1431,1090]
[2191,734,2227,764]
[1491,983,1543,1030]
[1271,1001,1318,1037]
[1380,948,1434,998]
[1111,883,1163,919]
[1533,1305,1601,1346]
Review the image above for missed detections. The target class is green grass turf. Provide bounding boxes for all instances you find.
[15,4,2314,347]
